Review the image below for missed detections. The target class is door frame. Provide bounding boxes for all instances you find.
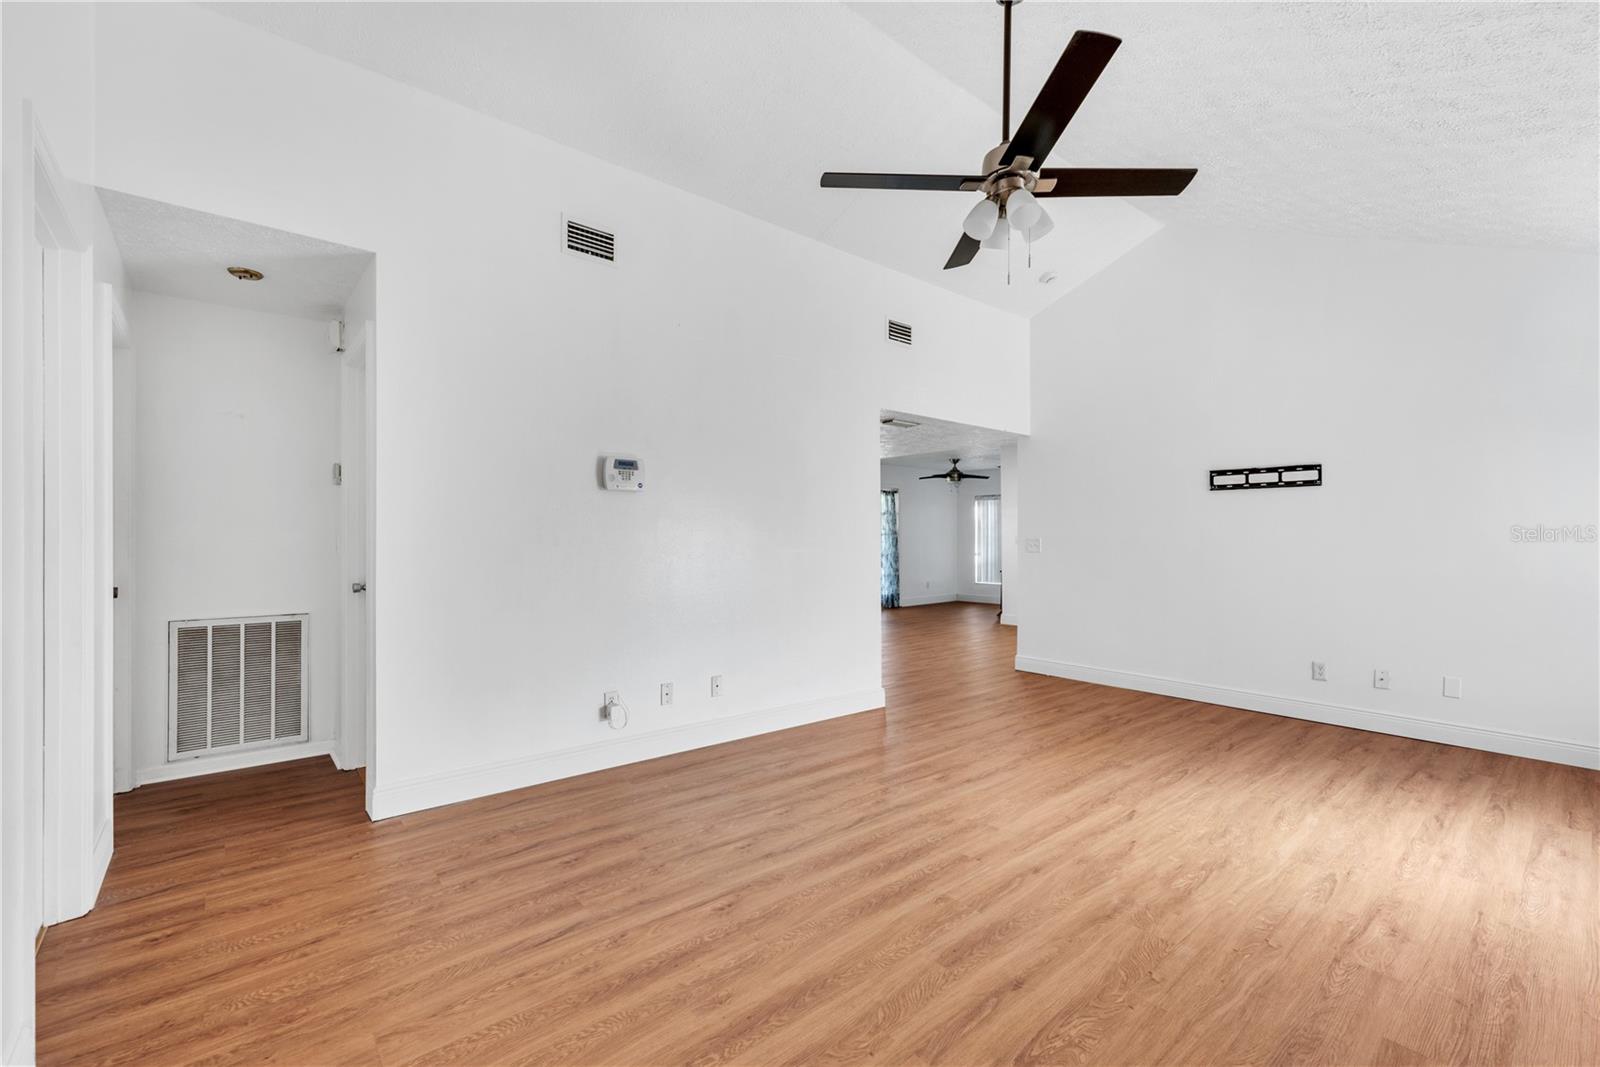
[334,320,377,815]
[27,104,106,926]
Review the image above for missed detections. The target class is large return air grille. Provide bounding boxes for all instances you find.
[886,319,913,346]
[564,218,616,263]
[169,614,307,760]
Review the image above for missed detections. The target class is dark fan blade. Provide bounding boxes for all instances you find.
[958,473,990,480]
[820,173,984,191]
[1035,168,1197,197]
[944,234,981,270]
[1000,31,1121,169]
[918,473,951,480]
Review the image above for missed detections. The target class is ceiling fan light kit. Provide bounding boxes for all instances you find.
[820,0,1197,280]
[981,213,1011,251]
[963,197,1000,241]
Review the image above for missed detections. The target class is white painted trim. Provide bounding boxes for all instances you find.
[898,593,957,607]
[5,1020,36,1067]
[31,106,101,928]
[90,820,113,906]
[135,739,335,786]
[1014,656,1600,770]
[894,595,1001,608]
[370,687,886,820]
[999,612,1017,627]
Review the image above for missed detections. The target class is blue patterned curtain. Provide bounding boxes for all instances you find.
[880,490,900,609]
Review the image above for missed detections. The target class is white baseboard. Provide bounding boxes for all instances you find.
[134,739,336,786]
[1000,612,1017,626]
[896,595,1001,608]
[370,687,886,821]
[5,1020,35,1067]
[1014,656,1599,770]
[331,743,366,773]
[89,819,113,909]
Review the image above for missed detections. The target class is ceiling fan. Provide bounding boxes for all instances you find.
[921,459,990,484]
[820,1,1196,272]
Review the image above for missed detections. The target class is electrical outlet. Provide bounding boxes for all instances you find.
[1310,661,1326,682]
[710,674,723,698]
[660,682,673,706]
[1442,676,1462,699]
[1373,669,1390,690]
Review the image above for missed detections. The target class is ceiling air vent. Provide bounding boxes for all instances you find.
[563,217,616,263]
[886,319,913,346]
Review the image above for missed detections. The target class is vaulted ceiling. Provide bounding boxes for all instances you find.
[209,2,1598,318]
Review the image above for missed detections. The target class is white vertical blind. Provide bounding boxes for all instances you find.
[974,495,1001,584]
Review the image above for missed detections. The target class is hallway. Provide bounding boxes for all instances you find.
[36,603,1600,1065]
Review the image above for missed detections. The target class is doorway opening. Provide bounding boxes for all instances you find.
[877,410,1021,619]
[96,190,377,815]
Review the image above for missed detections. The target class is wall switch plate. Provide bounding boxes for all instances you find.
[710,674,723,698]
[1311,661,1326,682]
[1442,676,1463,699]
[660,682,673,706]
[1373,669,1390,690]
[1024,538,1042,553]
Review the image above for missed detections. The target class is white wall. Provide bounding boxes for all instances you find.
[123,292,342,782]
[1017,225,1600,768]
[880,464,959,605]
[89,4,1030,819]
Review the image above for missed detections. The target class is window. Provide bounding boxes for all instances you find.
[973,495,1001,585]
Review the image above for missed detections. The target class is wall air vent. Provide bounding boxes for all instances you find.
[886,319,913,346]
[563,217,616,263]
[168,614,308,760]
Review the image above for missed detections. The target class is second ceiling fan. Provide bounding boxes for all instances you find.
[921,459,990,484]
[820,1,1196,271]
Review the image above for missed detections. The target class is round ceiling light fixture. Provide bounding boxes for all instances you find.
[226,266,265,281]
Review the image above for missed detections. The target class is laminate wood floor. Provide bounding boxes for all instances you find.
[37,603,1600,1065]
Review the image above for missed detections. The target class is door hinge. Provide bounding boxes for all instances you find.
[351,581,367,594]
[332,462,343,486]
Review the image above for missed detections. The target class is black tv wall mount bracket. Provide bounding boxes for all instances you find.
[1209,463,1321,491]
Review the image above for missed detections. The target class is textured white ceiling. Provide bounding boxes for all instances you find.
[879,410,1021,464]
[206,1,1597,325]
[853,1,1598,252]
[99,188,373,318]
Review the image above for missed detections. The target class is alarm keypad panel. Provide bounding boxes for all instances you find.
[602,455,645,491]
